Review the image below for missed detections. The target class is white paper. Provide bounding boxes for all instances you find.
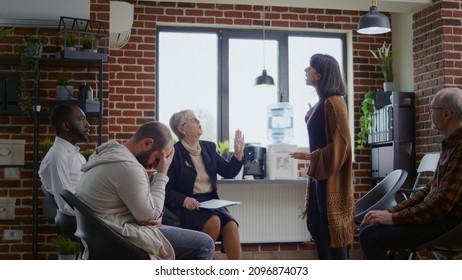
[199,199,240,209]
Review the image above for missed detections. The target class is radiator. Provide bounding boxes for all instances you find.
[217,180,311,243]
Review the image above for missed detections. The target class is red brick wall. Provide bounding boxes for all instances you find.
[413,0,462,161]
[0,0,457,259]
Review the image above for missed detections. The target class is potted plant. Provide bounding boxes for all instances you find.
[41,137,54,157]
[17,35,46,114]
[63,32,78,51]
[356,91,376,149]
[51,236,79,260]
[81,148,94,160]
[56,78,74,100]
[217,140,230,160]
[370,41,393,91]
[82,35,99,53]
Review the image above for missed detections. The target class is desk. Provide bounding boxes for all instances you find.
[217,179,311,243]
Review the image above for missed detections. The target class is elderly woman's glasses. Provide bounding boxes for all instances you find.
[181,117,200,126]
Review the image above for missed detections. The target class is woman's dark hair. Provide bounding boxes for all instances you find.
[310,53,346,98]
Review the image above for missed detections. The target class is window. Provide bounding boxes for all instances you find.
[157,31,218,142]
[157,27,346,149]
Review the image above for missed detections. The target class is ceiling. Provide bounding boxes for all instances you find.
[148,0,432,13]
[0,0,432,27]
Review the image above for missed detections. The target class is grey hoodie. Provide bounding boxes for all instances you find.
[77,140,175,259]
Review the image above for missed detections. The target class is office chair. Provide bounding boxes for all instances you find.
[355,169,408,223]
[60,190,150,260]
[162,206,181,227]
[409,222,462,260]
[41,185,77,239]
[396,153,440,201]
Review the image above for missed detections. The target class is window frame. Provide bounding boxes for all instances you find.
[156,26,347,143]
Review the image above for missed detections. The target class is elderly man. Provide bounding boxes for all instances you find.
[359,87,462,259]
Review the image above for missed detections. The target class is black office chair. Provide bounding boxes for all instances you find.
[41,185,77,239]
[60,190,150,260]
[355,169,408,223]
[409,222,462,260]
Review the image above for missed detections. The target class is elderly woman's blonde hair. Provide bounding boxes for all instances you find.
[169,109,193,140]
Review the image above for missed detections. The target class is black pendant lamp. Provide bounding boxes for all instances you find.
[357,0,391,35]
[255,69,274,86]
[255,7,275,86]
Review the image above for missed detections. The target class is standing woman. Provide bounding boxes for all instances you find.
[290,54,355,259]
[166,109,245,259]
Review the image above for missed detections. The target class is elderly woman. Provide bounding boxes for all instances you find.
[166,109,245,259]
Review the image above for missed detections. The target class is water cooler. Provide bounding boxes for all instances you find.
[266,102,298,180]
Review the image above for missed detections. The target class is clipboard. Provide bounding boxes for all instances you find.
[199,199,241,209]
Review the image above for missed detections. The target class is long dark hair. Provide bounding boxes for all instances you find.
[310,53,346,98]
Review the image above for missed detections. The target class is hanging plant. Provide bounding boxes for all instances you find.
[0,27,14,42]
[17,35,46,114]
[356,90,376,149]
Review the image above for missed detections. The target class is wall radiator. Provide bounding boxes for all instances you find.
[218,180,311,243]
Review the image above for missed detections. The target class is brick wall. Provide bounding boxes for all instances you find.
[413,0,462,159]
[0,0,458,259]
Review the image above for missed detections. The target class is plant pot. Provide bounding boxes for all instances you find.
[383,82,394,92]
[56,85,74,100]
[58,254,76,260]
[83,49,98,53]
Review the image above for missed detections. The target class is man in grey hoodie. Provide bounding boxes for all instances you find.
[76,121,214,260]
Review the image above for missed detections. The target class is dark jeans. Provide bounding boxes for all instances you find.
[307,180,348,260]
[359,215,460,260]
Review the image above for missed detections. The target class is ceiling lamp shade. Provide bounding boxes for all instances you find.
[255,7,275,87]
[357,0,391,35]
[255,69,275,86]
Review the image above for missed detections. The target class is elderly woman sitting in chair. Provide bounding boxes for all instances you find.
[165,109,245,259]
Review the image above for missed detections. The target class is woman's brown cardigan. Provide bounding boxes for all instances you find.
[305,95,355,248]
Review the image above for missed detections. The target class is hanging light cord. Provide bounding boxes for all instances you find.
[262,7,267,70]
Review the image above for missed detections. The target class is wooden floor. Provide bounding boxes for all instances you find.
[214,248,364,260]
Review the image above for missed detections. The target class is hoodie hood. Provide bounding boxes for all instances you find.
[81,140,137,172]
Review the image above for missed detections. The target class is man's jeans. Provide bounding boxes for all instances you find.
[359,216,459,259]
[159,225,215,260]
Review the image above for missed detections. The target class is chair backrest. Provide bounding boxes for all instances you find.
[60,190,150,260]
[355,169,408,222]
[41,185,77,239]
[41,184,59,209]
[413,153,440,190]
[414,222,462,259]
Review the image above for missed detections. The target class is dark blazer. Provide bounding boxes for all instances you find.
[165,140,243,214]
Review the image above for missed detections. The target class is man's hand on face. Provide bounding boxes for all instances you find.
[155,148,175,174]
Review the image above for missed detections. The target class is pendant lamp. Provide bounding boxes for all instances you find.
[255,8,275,86]
[357,0,391,35]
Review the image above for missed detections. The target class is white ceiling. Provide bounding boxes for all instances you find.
[149,0,432,13]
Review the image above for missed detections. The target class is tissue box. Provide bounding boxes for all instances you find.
[0,139,26,166]
[0,198,16,220]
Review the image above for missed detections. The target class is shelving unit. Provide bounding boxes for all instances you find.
[0,56,104,259]
[370,91,415,188]
[55,16,108,62]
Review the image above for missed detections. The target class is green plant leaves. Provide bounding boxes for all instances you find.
[356,91,376,149]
